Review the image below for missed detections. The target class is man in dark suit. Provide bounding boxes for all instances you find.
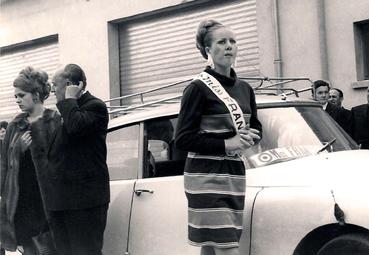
[44,64,110,255]
[328,88,352,133]
[312,80,350,133]
[351,87,369,149]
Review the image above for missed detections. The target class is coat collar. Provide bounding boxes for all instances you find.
[204,67,238,87]
[12,108,56,131]
[77,91,92,105]
[12,113,29,131]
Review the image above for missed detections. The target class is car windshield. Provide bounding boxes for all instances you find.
[243,105,359,168]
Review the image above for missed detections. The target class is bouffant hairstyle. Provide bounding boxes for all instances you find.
[196,20,224,59]
[60,64,87,89]
[13,66,51,103]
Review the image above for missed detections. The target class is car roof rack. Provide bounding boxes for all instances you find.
[104,76,313,118]
[105,78,191,118]
[240,76,313,97]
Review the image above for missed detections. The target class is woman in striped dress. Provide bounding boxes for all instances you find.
[175,20,262,255]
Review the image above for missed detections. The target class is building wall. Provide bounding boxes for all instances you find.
[1,0,369,107]
[0,0,191,101]
[257,0,323,86]
[325,0,369,107]
[257,0,369,108]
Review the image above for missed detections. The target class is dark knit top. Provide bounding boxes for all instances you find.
[175,67,262,155]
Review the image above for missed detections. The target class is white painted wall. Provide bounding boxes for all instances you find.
[0,0,188,101]
[257,0,369,108]
[2,0,369,107]
[325,0,369,108]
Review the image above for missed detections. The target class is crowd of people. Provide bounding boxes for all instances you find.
[312,79,369,149]
[0,19,368,255]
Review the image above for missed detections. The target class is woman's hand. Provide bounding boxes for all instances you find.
[225,127,261,155]
[239,127,261,146]
[225,133,253,156]
[20,131,32,152]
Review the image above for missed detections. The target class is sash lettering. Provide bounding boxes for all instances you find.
[196,72,246,131]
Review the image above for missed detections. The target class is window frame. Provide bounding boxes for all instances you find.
[142,115,186,179]
[106,121,145,181]
[354,20,369,82]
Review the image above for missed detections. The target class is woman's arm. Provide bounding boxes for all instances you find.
[175,82,225,154]
[249,87,263,141]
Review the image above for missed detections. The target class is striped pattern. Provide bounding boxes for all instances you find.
[184,152,245,248]
[184,173,245,195]
[118,0,259,103]
[200,113,251,134]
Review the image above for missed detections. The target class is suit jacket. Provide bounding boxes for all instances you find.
[351,104,369,149]
[325,102,351,133]
[35,92,110,211]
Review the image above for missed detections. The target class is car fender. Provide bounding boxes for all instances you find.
[248,186,369,255]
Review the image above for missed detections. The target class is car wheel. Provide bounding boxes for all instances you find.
[317,233,369,255]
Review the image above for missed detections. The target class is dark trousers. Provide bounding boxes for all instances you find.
[47,204,109,255]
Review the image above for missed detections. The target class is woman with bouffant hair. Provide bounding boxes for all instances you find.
[0,66,59,254]
[175,20,262,255]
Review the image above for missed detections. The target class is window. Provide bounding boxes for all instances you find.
[143,117,187,178]
[107,124,140,180]
[354,20,369,81]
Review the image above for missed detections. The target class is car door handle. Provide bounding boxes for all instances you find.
[134,189,154,196]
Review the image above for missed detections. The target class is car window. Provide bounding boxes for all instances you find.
[243,106,358,168]
[143,117,187,178]
[107,124,140,180]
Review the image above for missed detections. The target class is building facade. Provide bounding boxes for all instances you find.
[1,0,369,121]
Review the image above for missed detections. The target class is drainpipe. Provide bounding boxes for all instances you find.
[272,0,283,80]
[317,0,329,80]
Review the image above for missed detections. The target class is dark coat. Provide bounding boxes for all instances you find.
[37,92,110,211]
[351,104,369,149]
[325,102,351,134]
[0,109,58,251]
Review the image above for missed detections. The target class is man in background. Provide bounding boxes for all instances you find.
[329,88,345,108]
[312,80,348,132]
[0,121,8,142]
[0,120,7,255]
[329,88,351,133]
[351,87,369,149]
[0,121,8,162]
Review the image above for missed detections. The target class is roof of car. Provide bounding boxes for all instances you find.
[108,94,321,130]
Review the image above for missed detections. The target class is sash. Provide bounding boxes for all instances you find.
[196,72,246,132]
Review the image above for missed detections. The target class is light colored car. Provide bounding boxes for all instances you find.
[102,83,369,255]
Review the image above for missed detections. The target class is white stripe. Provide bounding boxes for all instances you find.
[188,207,244,213]
[199,128,232,133]
[187,152,242,161]
[185,189,245,196]
[189,223,243,230]
[202,113,251,118]
[188,240,239,248]
[184,173,245,180]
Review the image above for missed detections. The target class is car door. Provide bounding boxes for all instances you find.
[127,117,199,255]
[103,123,143,255]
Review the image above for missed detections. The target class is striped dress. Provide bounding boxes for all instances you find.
[175,67,262,248]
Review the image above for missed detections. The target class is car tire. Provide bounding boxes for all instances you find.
[316,233,369,255]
